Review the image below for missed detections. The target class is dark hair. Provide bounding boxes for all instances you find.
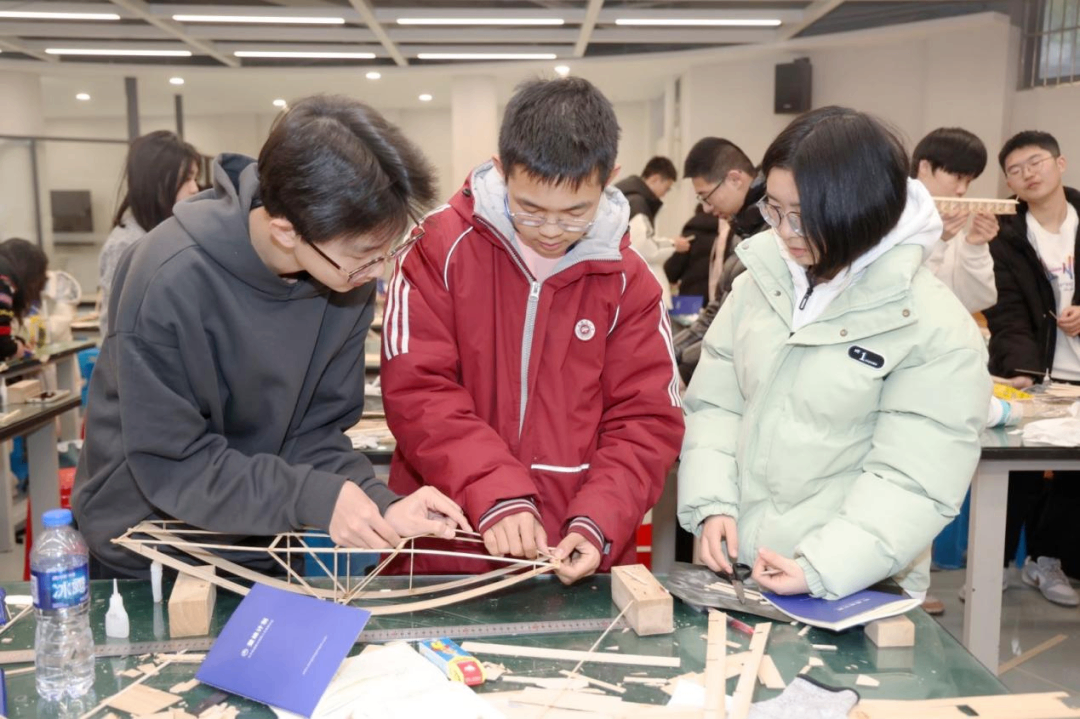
[0,238,48,318]
[498,77,620,189]
[761,106,909,281]
[642,156,677,182]
[910,127,987,179]
[113,130,200,232]
[683,138,755,182]
[998,130,1061,170]
[259,95,437,247]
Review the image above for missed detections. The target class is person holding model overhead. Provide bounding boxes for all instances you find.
[678,106,991,601]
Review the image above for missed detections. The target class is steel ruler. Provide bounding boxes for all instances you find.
[0,616,627,665]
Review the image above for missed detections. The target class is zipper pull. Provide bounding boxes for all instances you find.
[530,282,541,300]
[798,285,814,310]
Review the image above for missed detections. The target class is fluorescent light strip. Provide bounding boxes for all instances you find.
[0,11,120,21]
[234,51,376,59]
[173,14,345,25]
[398,18,564,26]
[46,48,193,57]
[614,18,782,27]
[418,52,558,60]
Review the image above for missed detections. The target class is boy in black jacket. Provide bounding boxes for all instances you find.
[984,130,1080,606]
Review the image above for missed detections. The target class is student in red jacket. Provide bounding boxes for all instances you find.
[381,77,685,584]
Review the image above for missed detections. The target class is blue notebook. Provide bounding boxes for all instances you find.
[196,584,371,717]
[761,584,920,632]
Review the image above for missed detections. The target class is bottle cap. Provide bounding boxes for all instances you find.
[42,509,73,528]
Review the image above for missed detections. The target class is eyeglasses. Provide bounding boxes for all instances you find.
[504,195,594,234]
[307,219,424,283]
[756,198,804,237]
[695,179,724,206]
[1006,154,1056,179]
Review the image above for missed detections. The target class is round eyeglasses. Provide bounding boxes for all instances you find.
[504,195,594,234]
[756,197,804,237]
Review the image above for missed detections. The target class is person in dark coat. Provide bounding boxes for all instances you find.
[665,207,717,301]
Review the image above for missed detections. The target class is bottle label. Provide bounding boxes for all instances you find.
[31,563,89,610]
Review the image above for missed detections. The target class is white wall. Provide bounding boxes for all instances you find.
[670,14,1021,224]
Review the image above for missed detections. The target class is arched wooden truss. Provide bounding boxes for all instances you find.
[113,521,558,615]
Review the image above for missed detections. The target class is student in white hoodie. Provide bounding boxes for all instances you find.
[913,128,999,313]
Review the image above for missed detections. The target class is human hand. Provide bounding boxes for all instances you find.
[751,548,809,595]
[940,210,968,241]
[13,339,32,358]
[673,235,694,253]
[329,481,402,548]
[384,485,472,540]
[482,510,548,559]
[966,213,999,245]
[1058,306,1080,337]
[700,515,738,574]
[550,532,601,585]
[1007,375,1035,390]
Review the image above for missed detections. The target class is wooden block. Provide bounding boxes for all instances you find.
[7,379,41,404]
[864,615,914,648]
[169,566,217,638]
[106,684,181,716]
[611,564,673,636]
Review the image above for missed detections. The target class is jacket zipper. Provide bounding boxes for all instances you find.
[473,213,620,438]
[798,284,814,310]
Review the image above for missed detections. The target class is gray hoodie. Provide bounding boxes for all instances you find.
[73,154,397,576]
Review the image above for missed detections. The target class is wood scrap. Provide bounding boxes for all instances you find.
[998,634,1068,674]
[730,623,771,719]
[808,657,824,668]
[798,664,810,675]
[510,687,626,713]
[119,668,143,678]
[623,676,669,685]
[757,655,785,690]
[662,671,703,696]
[850,691,1080,719]
[703,610,726,719]
[559,670,626,694]
[5,666,33,677]
[726,640,741,649]
[460,641,681,668]
[155,653,206,664]
[104,685,181,716]
[137,663,159,676]
[811,644,837,652]
[798,625,810,637]
[1,637,12,643]
[483,662,508,680]
[855,675,880,688]
[500,675,589,690]
[612,564,674,636]
[169,679,200,694]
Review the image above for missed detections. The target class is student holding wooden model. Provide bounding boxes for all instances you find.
[678,107,991,601]
[73,95,470,579]
[380,77,684,584]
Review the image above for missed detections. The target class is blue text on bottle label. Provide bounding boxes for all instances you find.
[31,564,89,610]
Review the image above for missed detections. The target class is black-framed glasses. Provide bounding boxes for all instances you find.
[695,179,724,206]
[1005,154,1056,179]
[307,217,425,282]
[756,197,804,237]
[504,195,594,234]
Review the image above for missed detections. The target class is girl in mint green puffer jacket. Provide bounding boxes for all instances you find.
[678,108,992,601]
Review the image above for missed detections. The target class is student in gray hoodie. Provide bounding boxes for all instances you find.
[73,95,471,578]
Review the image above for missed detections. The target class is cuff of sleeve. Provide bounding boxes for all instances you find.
[797,556,827,598]
[355,476,400,516]
[295,471,348,530]
[679,502,740,538]
[566,516,610,556]
[477,498,541,534]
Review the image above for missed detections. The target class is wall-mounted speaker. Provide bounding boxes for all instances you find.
[775,58,812,114]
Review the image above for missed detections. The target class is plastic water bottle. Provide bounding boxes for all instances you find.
[31,509,94,700]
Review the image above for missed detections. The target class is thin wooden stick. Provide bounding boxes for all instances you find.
[704,610,727,719]
[998,634,1068,674]
[539,600,635,719]
[409,537,415,592]
[0,606,32,639]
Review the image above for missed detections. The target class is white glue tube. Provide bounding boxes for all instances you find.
[151,560,163,603]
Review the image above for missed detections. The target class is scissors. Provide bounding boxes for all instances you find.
[716,562,753,605]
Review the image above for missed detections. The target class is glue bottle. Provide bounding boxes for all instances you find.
[105,579,129,639]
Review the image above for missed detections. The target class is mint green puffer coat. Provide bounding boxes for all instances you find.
[678,230,991,600]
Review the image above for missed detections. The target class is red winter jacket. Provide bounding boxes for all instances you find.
[381,162,685,574]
